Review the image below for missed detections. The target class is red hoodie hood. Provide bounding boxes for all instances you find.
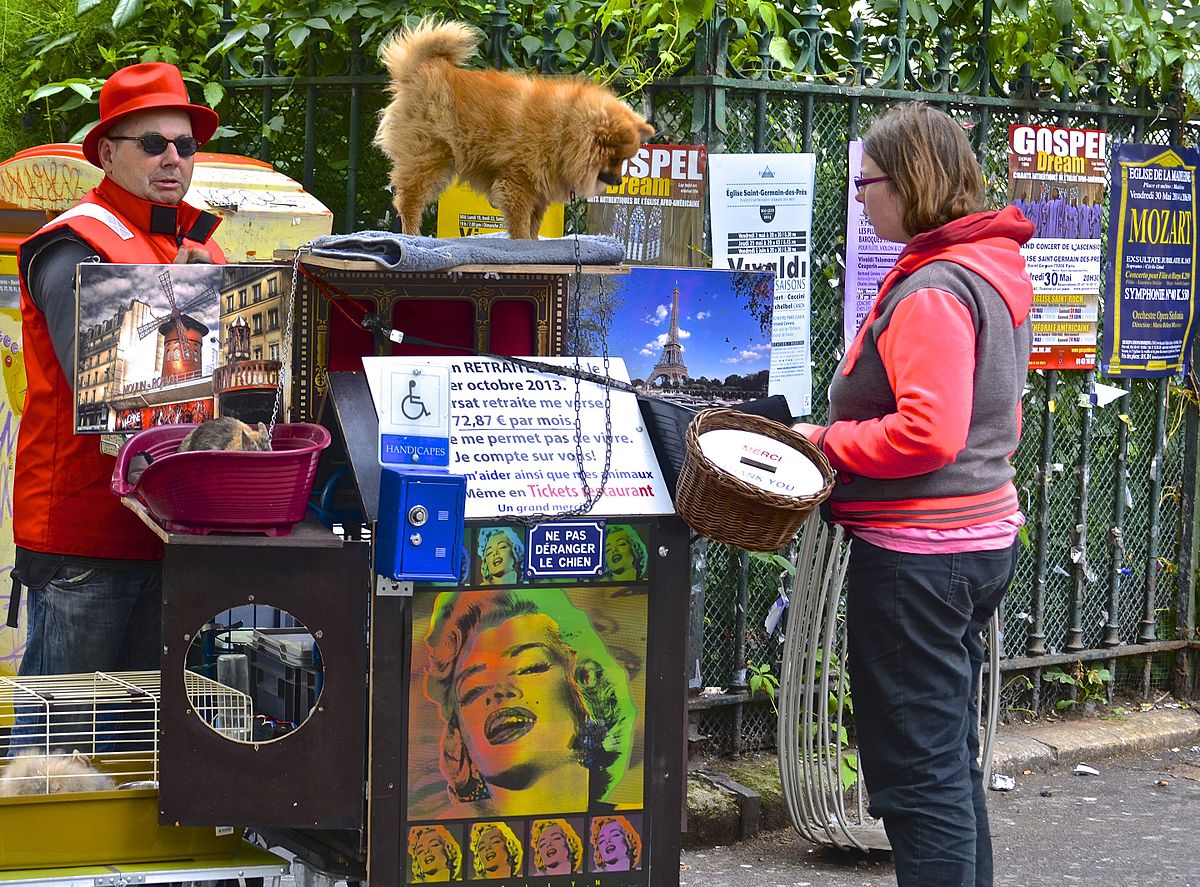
[891,205,1035,326]
[842,206,1034,377]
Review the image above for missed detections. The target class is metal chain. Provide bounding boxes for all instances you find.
[571,232,589,499]
[511,222,615,527]
[267,244,308,442]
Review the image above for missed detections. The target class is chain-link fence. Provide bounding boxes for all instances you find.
[646,27,1192,754]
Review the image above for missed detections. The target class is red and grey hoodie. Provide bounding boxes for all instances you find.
[812,206,1034,529]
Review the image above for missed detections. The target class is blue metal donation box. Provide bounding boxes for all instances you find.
[366,358,466,585]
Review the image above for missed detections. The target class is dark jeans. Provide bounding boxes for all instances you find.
[846,539,1018,887]
[9,562,162,754]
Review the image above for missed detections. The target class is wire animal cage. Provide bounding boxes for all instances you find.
[0,670,162,792]
[0,670,254,785]
[0,671,253,870]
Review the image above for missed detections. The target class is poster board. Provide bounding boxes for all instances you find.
[75,263,290,434]
[708,153,816,416]
[402,517,665,884]
[586,145,707,266]
[1100,144,1200,377]
[322,360,688,886]
[843,140,904,346]
[362,357,673,880]
[1007,124,1107,370]
[0,305,23,685]
[437,181,565,239]
[569,266,774,401]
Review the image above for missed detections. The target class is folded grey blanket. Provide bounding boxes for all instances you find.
[308,231,626,271]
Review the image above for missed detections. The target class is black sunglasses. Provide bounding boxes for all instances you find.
[107,133,201,158]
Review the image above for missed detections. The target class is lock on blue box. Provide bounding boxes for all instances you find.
[375,468,467,582]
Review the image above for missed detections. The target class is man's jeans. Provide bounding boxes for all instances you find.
[8,562,162,753]
[846,539,1018,887]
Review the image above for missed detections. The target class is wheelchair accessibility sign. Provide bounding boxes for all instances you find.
[363,358,452,467]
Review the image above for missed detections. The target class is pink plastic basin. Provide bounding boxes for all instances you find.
[111,423,331,536]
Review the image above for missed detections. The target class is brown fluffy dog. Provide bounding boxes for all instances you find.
[374,19,654,239]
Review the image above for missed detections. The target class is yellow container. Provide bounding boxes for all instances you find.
[0,143,333,262]
[0,787,243,870]
[0,753,242,871]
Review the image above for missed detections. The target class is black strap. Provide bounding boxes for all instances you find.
[6,577,22,629]
[149,203,179,237]
[149,205,220,246]
[184,210,221,245]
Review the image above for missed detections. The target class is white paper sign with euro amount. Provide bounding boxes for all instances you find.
[363,355,674,519]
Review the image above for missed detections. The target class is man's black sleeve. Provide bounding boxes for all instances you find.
[23,233,99,393]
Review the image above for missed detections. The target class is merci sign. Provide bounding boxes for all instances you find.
[526,520,606,579]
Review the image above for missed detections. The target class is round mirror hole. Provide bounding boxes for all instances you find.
[184,605,323,744]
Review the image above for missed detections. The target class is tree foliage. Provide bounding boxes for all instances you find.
[2,0,1197,164]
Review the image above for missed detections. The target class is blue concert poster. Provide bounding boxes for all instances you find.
[1100,144,1200,377]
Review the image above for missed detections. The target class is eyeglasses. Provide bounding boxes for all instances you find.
[107,133,201,158]
[853,174,891,191]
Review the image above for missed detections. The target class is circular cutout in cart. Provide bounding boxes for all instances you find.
[184,605,323,744]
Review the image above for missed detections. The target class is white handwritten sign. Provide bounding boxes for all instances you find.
[364,356,674,519]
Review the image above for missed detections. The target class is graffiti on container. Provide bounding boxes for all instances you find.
[0,157,95,209]
[0,397,21,671]
[196,187,303,210]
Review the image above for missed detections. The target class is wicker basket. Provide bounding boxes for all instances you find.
[675,408,834,551]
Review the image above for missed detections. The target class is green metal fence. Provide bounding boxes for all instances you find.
[212,0,1197,752]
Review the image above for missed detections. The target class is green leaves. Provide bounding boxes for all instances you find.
[111,0,146,30]
[202,79,224,109]
[26,77,102,114]
[839,752,859,793]
[8,0,1199,165]
[1050,0,1074,28]
[1043,661,1114,711]
[209,26,249,58]
[1042,666,1078,686]
[287,26,311,49]
[747,661,780,713]
[748,551,795,577]
[28,83,68,102]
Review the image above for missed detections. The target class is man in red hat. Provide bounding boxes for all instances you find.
[6,63,226,686]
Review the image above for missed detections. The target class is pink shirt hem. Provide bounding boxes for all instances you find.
[845,513,1024,554]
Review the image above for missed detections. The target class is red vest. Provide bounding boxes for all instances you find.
[15,177,226,559]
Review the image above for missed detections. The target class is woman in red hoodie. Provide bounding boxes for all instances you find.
[796,103,1034,887]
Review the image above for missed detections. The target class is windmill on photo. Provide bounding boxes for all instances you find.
[139,270,218,382]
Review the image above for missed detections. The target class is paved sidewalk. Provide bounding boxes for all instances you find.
[681,743,1200,886]
[685,704,1200,848]
[990,706,1200,775]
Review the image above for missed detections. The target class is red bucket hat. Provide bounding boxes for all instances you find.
[82,63,219,167]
